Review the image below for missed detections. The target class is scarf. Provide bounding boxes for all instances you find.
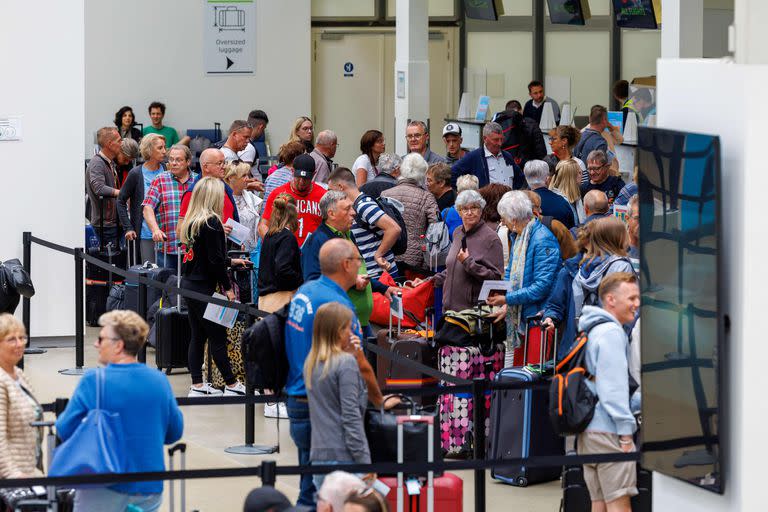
[505,218,536,351]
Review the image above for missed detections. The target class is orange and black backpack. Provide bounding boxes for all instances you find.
[548,321,607,436]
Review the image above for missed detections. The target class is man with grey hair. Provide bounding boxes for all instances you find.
[221,120,252,162]
[361,152,401,199]
[405,120,446,164]
[301,190,387,341]
[451,121,525,189]
[524,159,575,229]
[382,153,439,277]
[580,149,625,210]
[310,130,338,185]
[317,471,366,512]
[86,126,123,249]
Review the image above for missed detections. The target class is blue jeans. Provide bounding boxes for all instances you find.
[312,460,352,492]
[74,488,161,512]
[155,251,179,272]
[287,396,316,507]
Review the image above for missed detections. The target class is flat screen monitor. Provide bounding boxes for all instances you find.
[464,0,499,21]
[612,0,658,29]
[637,126,723,493]
[547,0,587,25]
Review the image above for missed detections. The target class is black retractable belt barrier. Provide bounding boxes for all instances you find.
[473,378,487,512]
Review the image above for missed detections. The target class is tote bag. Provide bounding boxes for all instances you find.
[49,368,128,486]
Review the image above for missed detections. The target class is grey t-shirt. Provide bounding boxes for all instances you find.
[307,352,370,464]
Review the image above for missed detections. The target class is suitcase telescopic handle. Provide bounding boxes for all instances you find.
[168,442,187,457]
[396,415,434,425]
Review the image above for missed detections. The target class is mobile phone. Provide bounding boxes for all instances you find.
[461,236,467,251]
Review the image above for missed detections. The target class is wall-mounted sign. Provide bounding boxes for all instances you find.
[344,62,354,77]
[204,0,255,75]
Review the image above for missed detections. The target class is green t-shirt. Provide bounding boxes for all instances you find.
[142,125,180,147]
[328,225,374,327]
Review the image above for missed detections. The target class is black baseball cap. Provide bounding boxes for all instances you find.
[243,487,292,512]
[293,154,316,178]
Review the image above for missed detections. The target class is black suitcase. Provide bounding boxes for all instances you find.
[85,242,125,326]
[488,321,562,486]
[124,244,173,317]
[155,252,189,374]
[375,302,437,405]
[559,463,651,512]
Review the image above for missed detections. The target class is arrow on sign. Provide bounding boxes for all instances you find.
[226,57,234,70]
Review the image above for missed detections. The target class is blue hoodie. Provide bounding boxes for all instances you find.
[578,306,637,436]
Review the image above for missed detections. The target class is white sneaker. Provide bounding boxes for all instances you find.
[264,402,287,419]
[188,383,223,397]
[224,381,247,396]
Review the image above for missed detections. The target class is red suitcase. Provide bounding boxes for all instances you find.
[512,315,555,367]
[379,415,463,512]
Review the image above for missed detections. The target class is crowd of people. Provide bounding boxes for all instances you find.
[39,80,646,510]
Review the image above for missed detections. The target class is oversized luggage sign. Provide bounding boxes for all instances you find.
[203,0,255,75]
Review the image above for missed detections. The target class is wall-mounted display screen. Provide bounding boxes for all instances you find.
[547,0,587,25]
[637,127,723,494]
[612,0,658,29]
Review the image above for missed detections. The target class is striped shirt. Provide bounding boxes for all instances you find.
[352,194,399,279]
[141,171,198,254]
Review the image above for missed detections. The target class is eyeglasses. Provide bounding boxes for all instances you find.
[459,206,481,213]
[203,160,225,167]
[167,157,187,164]
[405,133,425,140]
[587,165,607,171]
[2,335,27,345]
[96,335,120,346]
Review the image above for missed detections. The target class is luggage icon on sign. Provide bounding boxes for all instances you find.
[213,6,246,32]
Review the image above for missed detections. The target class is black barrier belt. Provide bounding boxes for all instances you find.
[80,251,268,318]
[363,339,470,386]
[29,236,76,256]
[0,452,641,488]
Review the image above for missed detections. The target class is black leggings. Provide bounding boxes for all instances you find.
[182,279,236,386]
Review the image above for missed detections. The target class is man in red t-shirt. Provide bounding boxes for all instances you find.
[258,154,326,247]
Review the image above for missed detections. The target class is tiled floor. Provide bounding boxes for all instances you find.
[24,329,562,511]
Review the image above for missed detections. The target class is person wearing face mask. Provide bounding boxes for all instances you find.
[118,133,167,263]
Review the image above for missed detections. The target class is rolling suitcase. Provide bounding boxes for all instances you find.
[375,297,437,404]
[155,251,190,374]
[124,244,173,317]
[167,443,187,512]
[488,321,562,486]
[437,342,504,457]
[380,415,463,512]
[513,314,555,367]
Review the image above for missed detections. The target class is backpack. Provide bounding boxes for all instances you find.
[582,257,635,307]
[424,219,451,269]
[242,304,290,391]
[549,320,639,436]
[360,196,408,256]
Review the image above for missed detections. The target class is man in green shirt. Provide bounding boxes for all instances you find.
[142,101,190,148]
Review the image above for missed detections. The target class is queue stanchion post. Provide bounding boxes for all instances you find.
[226,308,278,455]
[261,460,277,487]
[137,279,148,363]
[22,232,45,359]
[60,248,89,376]
[473,377,487,512]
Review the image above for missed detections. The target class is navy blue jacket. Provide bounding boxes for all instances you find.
[534,187,575,229]
[541,254,581,359]
[301,223,387,294]
[451,147,526,189]
[572,128,607,163]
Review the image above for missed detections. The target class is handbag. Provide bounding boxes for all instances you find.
[0,259,34,299]
[48,369,128,486]
[370,272,435,328]
[364,395,442,475]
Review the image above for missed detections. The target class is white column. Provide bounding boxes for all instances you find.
[661,0,703,58]
[394,0,429,156]
[733,0,768,64]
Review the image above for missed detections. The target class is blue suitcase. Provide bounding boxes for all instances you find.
[487,365,563,486]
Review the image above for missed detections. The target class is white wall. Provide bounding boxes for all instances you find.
[654,58,768,511]
[84,0,311,156]
[0,1,85,337]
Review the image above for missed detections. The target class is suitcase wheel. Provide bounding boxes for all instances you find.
[517,476,528,487]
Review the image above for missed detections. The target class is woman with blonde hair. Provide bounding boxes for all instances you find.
[0,314,42,478]
[305,303,370,491]
[551,158,586,225]
[179,177,251,397]
[224,161,260,251]
[572,216,634,317]
[258,193,303,313]
[288,116,314,153]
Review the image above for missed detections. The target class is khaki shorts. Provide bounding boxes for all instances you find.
[577,431,638,503]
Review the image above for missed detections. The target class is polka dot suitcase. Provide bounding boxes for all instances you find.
[438,344,504,457]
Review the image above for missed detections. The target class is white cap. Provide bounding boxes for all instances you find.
[442,123,462,137]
